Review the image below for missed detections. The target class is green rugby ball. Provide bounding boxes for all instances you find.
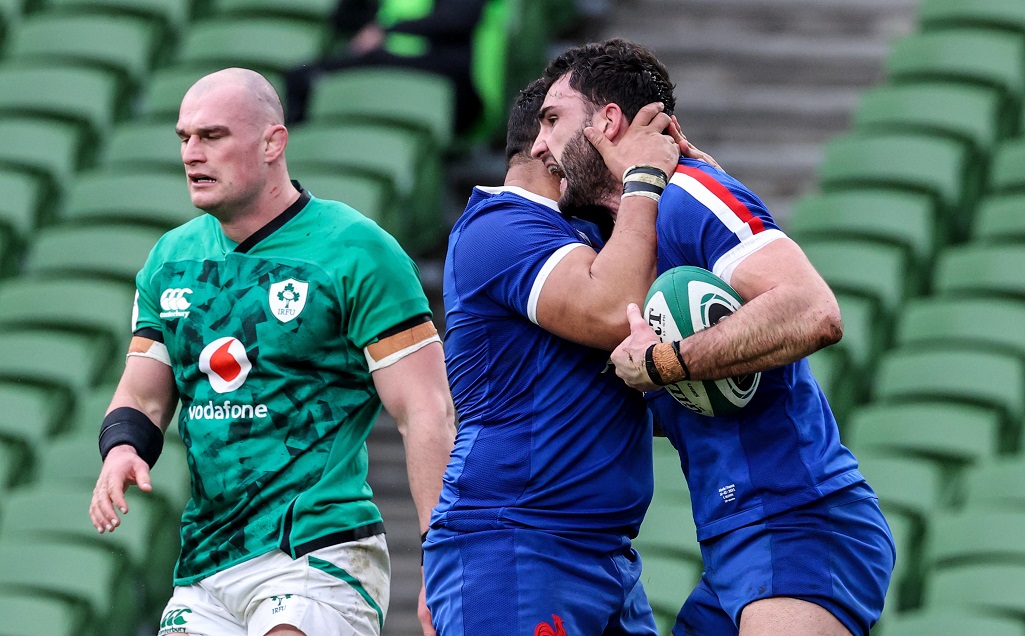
[643,266,760,416]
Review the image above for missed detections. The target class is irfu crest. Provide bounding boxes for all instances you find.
[269,278,309,323]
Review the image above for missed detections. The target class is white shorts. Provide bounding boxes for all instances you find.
[158,534,390,636]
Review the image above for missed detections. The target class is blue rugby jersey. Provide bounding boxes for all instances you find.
[650,158,865,541]
[434,185,653,537]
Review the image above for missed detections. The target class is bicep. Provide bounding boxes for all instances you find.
[729,237,837,306]
[372,340,451,423]
[532,244,612,341]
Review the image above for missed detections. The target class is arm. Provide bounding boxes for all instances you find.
[89,343,179,533]
[388,0,486,41]
[612,238,843,390]
[534,103,681,351]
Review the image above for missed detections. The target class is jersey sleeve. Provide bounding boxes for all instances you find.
[659,163,787,286]
[448,197,588,322]
[343,224,433,349]
[132,243,165,339]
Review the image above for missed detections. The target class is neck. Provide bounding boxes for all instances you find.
[503,160,561,202]
[217,177,300,244]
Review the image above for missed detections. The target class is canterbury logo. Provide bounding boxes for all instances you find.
[198,337,252,393]
[534,615,566,636]
[160,288,192,318]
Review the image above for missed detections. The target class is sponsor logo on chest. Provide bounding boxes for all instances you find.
[159,287,192,319]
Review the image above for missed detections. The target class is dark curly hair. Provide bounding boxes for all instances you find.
[541,38,676,121]
[505,78,547,166]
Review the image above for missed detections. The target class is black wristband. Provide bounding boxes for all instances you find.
[644,343,666,386]
[671,340,691,381]
[421,530,429,565]
[99,407,164,469]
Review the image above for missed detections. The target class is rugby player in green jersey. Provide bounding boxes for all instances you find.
[89,68,456,636]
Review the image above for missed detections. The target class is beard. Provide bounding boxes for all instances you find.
[558,127,619,215]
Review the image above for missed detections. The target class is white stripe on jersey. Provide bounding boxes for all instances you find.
[670,171,754,240]
[527,243,589,325]
[714,229,787,285]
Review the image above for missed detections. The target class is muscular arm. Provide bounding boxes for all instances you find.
[678,238,843,380]
[372,337,456,534]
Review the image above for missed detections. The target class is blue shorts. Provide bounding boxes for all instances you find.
[424,527,658,636]
[674,484,895,636]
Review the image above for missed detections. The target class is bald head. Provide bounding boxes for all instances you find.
[184,67,284,128]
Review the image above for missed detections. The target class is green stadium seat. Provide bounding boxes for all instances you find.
[0,117,84,197]
[469,0,512,142]
[0,329,111,401]
[972,194,1025,242]
[788,189,939,273]
[0,0,20,48]
[101,120,183,173]
[918,0,1025,38]
[638,552,701,635]
[845,402,999,472]
[0,436,21,490]
[832,291,886,378]
[288,122,443,253]
[884,29,1025,120]
[988,137,1025,194]
[0,537,138,635]
[922,509,1025,571]
[0,167,47,250]
[308,68,456,150]
[0,483,179,617]
[853,83,1009,158]
[6,13,161,92]
[634,497,701,565]
[139,64,285,122]
[923,563,1025,616]
[43,0,190,50]
[211,0,337,23]
[872,347,1024,452]
[818,132,978,240]
[21,223,162,284]
[651,436,688,504]
[801,238,913,321]
[297,170,393,227]
[896,296,1025,360]
[0,277,136,347]
[962,458,1025,510]
[884,512,916,613]
[63,170,198,230]
[0,593,90,636]
[933,243,1025,301]
[807,345,858,425]
[880,609,1025,636]
[178,18,328,76]
[0,381,67,483]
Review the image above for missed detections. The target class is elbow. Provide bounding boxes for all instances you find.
[813,302,844,350]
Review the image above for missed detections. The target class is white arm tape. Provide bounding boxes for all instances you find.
[127,340,172,367]
[364,334,441,372]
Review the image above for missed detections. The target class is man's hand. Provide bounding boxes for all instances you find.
[611,303,663,392]
[584,102,680,180]
[674,116,722,170]
[89,445,153,533]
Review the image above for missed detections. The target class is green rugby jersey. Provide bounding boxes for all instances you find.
[132,187,431,584]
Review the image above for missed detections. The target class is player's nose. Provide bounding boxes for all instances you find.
[530,134,549,160]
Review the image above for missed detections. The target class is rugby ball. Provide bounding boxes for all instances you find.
[644,266,760,416]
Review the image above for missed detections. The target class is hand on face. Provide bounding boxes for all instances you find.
[582,102,680,181]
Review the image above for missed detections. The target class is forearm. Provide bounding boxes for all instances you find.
[396,399,456,532]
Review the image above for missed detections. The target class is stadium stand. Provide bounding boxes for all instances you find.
[972,193,1025,241]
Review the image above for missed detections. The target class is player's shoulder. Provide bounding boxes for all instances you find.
[149,213,220,260]
[664,159,774,220]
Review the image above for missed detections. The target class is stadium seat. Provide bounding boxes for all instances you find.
[178,18,328,76]
[634,496,702,565]
[288,122,443,253]
[21,223,162,284]
[962,457,1025,510]
[818,132,978,240]
[872,346,1024,452]
[932,243,1025,301]
[788,189,939,274]
[844,402,999,472]
[0,593,90,636]
[884,29,1025,121]
[0,167,45,270]
[296,169,393,227]
[922,509,1025,571]
[896,296,1025,360]
[923,563,1025,616]
[0,329,111,401]
[651,436,688,504]
[638,552,702,635]
[0,537,139,635]
[988,136,1025,194]
[469,0,512,142]
[6,13,161,93]
[0,483,179,618]
[0,117,85,198]
[0,381,67,482]
[101,120,182,173]
[0,276,136,347]
[43,0,190,50]
[831,291,886,378]
[211,0,337,23]
[807,346,858,425]
[880,609,1025,636]
[852,83,1009,159]
[307,68,456,150]
[883,511,916,613]
[801,238,913,321]
[918,0,1025,39]
[63,171,198,230]
[972,193,1025,242]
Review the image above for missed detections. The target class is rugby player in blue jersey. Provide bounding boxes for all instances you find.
[424,77,686,634]
[535,39,895,636]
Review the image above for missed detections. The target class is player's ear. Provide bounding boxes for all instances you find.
[264,124,288,163]
[598,103,627,141]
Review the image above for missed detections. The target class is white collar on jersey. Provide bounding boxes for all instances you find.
[475,185,560,213]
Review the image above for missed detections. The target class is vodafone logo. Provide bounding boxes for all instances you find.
[198,337,252,393]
